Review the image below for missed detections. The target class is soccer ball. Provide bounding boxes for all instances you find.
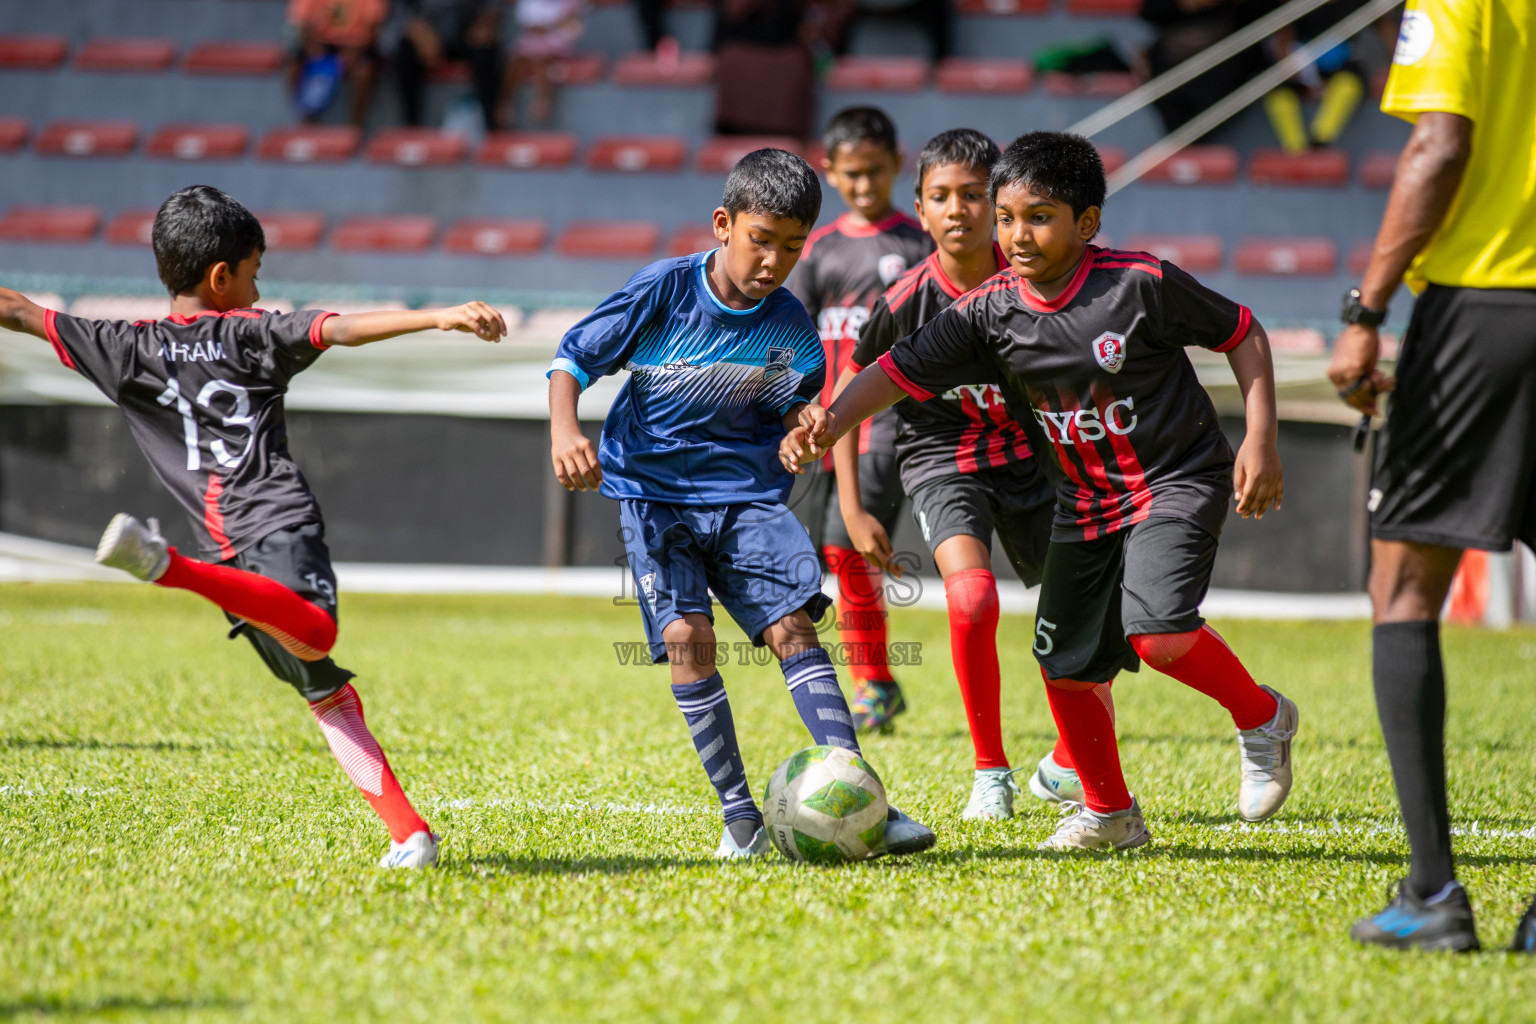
[763,745,888,864]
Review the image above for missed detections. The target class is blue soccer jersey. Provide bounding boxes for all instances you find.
[548,250,826,506]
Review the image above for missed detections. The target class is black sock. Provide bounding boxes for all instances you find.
[1373,621,1455,898]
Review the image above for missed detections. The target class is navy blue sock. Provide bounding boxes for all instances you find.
[671,673,760,827]
[781,648,861,753]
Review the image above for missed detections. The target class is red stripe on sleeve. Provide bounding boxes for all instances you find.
[875,351,936,401]
[1213,305,1253,353]
[43,309,76,369]
[309,311,336,350]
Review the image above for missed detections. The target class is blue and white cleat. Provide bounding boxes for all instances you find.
[715,822,773,859]
[380,830,439,869]
[962,767,1018,820]
[1027,751,1084,805]
[878,805,936,856]
[1350,880,1480,951]
[95,513,170,582]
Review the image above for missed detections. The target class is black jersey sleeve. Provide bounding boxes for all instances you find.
[1156,261,1253,354]
[849,296,897,370]
[246,309,336,381]
[786,250,820,318]
[44,310,137,401]
[878,302,996,401]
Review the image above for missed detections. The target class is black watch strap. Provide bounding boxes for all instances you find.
[1341,288,1387,327]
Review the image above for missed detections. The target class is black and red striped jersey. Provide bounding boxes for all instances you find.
[878,246,1252,542]
[43,307,335,560]
[851,246,1044,492]
[788,210,932,457]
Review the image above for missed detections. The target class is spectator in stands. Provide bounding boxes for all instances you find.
[635,0,681,61]
[505,0,585,127]
[1262,0,1368,153]
[818,0,952,63]
[286,0,388,129]
[396,0,507,132]
[1139,0,1271,137]
[713,0,817,138]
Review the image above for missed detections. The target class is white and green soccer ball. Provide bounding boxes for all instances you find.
[763,745,888,864]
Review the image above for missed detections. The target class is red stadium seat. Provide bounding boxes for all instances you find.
[36,120,139,157]
[550,53,606,85]
[477,131,579,169]
[75,38,176,73]
[1121,235,1223,272]
[332,215,438,253]
[1359,150,1400,189]
[557,221,660,259]
[443,219,548,255]
[1234,237,1338,275]
[1066,0,1141,12]
[1095,144,1126,175]
[696,136,801,173]
[1141,145,1239,186]
[1347,239,1375,276]
[184,41,284,76]
[587,135,687,172]
[1248,148,1351,187]
[364,128,468,167]
[253,211,326,251]
[827,56,929,91]
[146,123,250,161]
[935,58,1031,94]
[1041,71,1138,96]
[257,125,361,163]
[668,224,721,256]
[1267,328,1327,355]
[954,0,1051,13]
[105,209,158,246]
[0,35,69,69]
[611,51,715,86]
[0,117,28,153]
[0,205,101,243]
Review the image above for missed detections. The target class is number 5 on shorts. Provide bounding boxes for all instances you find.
[1034,617,1058,656]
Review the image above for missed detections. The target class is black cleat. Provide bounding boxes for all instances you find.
[1510,895,1536,954]
[1350,879,1480,952]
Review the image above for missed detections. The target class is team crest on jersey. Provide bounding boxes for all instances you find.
[877,254,908,285]
[1091,331,1127,373]
[764,345,795,379]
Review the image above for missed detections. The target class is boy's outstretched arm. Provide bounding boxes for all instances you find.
[320,302,506,347]
[549,368,602,491]
[829,365,899,575]
[1225,319,1283,519]
[0,286,50,339]
[779,364,904,474]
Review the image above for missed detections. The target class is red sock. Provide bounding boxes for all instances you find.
[1129,626,1278,730]
[1050,683,1112,772]
[1042,671,1130,813]
[944,569,1007,769]
[157,548,337,660]
[824,545,893,684]
[310,684,429,843]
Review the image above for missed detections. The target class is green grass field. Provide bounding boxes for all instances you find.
[4,583,1535,1022]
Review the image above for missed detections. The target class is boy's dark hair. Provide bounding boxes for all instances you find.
[152,185,265,295]
[989,132,1107,220]
[722,149,822,229]
[915,128,1001,195]
[822,106,899,160]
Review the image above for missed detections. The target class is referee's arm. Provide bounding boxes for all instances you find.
[1327,113,1472,414]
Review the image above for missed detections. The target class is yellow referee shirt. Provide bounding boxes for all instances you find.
[1382,0,1536,291]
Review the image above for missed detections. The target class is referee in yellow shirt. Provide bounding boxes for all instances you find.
[1327,0,1536,952]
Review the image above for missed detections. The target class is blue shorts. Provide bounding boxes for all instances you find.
[620,499,834,663]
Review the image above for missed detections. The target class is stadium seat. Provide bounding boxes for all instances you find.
[1121,234,1223,272]
[364,128,468,167]
[1142,145,1239,186]
[0,35,68,70]
[611,51,715,86]
[104,209,157,246]
[74,38,176,73]
[556,221,660,258]
[668,224,720,256]
[550,53,606,85]
[0,205,101,243]
[35,120,139,157]
[0,117,28,153]
[1234,237,1338,275]
[696,136,801,173]
[146,124,250,161]
[935,58,1031,94]
[1041,71,1138,96]
[331,215,438,253]
[954,0,1051,13]
[477,132,579,169]
[253,211,326,251]
[183,41,284,76]
[257,125,361,163]
[587,136,688,172]
[827,57,929,91]
[1347,239,1375,276]
[1095,144,1126,175]
[1248,148,1351,187]
[1359,150,1400,189]
[442,219,548,256]
[1266,327,1327,354]
[1066,0,1141,12]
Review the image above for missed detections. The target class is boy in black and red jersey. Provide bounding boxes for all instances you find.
[841,128,1093,820]
[789,106,933,732]
[0,185,507,869]
[788,132,1301,850]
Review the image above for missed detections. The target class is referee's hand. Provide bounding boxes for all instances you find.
[1328,324,1395,415]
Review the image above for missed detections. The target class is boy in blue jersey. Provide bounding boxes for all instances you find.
[547,149,936,859]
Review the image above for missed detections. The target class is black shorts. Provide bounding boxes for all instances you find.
[1370,285,1536,552]
[908,464,1055,588]
[808,449,907,552]
[1032,516,1218,683]
[222,522,354,702]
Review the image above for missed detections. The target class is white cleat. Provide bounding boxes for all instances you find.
[878,805,937,857]
[962,767,1018,820]
[1237,685,1298,822]
[715,823,773,859]
[379,830,439,869]
[1039,798,1151,851]
[95,513,170,582]
[1027,751,1084,805]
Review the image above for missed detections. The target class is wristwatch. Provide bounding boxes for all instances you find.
[1341,288,1387,327]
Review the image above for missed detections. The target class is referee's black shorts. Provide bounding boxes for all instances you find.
[1370,285,1536,552]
